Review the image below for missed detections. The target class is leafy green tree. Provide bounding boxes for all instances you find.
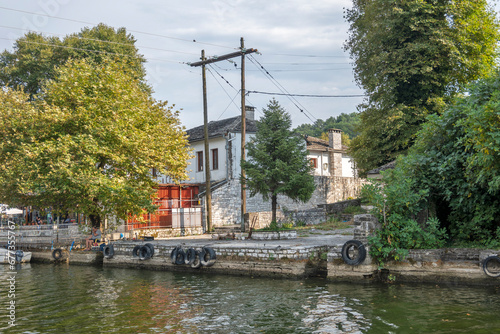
[242,99,315,223]
[0,23,146,98]
[0,57,191,228]
[363,72,500,252]
[345,0,499,173]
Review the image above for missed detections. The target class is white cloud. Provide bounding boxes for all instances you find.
[0,0,364,129]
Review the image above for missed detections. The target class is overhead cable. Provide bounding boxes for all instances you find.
[247,91,366,98]
[0,6,234,49]
[248,54,316,123]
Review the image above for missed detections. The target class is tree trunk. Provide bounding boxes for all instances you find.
[271,194,277,223]
[89,197,101,228]
[89,214,101,229]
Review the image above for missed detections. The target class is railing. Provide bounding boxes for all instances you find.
[127,207,202,230]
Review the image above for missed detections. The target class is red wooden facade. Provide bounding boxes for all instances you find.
[128,185,200,229]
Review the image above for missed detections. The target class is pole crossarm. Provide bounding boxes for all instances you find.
[189,48,258,67]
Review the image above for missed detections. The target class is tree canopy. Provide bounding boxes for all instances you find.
[242,99,315,223]
[0,23,147,98]
[0,57,191,228]
[363,72,500,260]
[345,0,499,173]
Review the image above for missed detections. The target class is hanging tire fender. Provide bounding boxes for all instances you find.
[144,243,155,258]
[184,248,197,265]
[103,244,114,259]
[483,255,500,278]
[190,250,202,269]
[341,240,366,266]
[52,248,63,260]
[175,248,186,265]
[170,247,179,264]
[139,245,152,261]
[200,247,216,267]
[132,245,142,258]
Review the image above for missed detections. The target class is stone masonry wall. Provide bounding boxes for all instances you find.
[207,176,368,228]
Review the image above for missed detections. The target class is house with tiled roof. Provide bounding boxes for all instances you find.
[304,129,357,178]
[185,108,258,184]
[178,109,367,230]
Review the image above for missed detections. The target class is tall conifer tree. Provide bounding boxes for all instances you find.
[242,99,315,223]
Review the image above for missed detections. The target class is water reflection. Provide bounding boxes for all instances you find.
[0,264,498,333]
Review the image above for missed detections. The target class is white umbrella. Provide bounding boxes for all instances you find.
[5,208,23,215]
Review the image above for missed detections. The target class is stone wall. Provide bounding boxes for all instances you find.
[207,176,368,228]
[284,208,327,225]
[103,242,327,278]
[319,199,361,214]
[0,224,86,246]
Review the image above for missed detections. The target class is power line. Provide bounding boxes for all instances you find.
[247,68,352,72]
[0,25,199,56]
[206,66,241,119]
[0,37,183,63]
[248,54,316,123]
[266,53,347,58]
[0,6,235,50]
[247,91,366,98]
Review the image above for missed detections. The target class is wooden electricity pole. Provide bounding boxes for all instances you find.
[201,50,212,233]
[240,37,247,232]
[189,40,257,233]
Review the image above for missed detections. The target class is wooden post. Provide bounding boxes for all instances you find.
[189,43,258,233]
[202,50,212,233]
[240,37,247,232]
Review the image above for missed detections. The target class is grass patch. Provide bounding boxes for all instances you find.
[295,217,352,231]
[342,205,366,215]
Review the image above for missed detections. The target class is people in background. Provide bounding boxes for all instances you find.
[84,227,101,250]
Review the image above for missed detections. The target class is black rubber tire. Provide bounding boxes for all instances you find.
[482,256,500,278]
[191,250,202,269]
[184,248,197,265]
[200,247,216,267]
[15,250,24,263]
[170,247,179,264]
[103,244,114,259]
[139,245,152,261]
[175,248,186,265]
[52,248,63,260]
[132,245,142,258]
[144,243,155,258]
[341,240,366,266]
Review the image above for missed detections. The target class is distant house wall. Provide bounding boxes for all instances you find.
[307,151,330,176]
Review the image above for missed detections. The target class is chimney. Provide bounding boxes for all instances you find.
[245,105,255,121]
[328,128,342,150]
[328,129,343,177]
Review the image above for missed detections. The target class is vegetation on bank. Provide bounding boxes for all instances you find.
[362,74,500,267]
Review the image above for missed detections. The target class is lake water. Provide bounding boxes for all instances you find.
[0,264,499,333]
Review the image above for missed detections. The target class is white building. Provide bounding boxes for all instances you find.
[182,110,365,228]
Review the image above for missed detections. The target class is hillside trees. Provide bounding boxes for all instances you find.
[345,0,499,173]
[0,57,191,228]
[242,99,315,223]
[294,112,360,140]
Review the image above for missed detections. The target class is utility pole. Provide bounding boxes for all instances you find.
[240,37,247,233]
[202,50,212,233]
[189,40,257,233]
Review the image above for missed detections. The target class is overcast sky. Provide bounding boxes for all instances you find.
[1,1,496,130]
